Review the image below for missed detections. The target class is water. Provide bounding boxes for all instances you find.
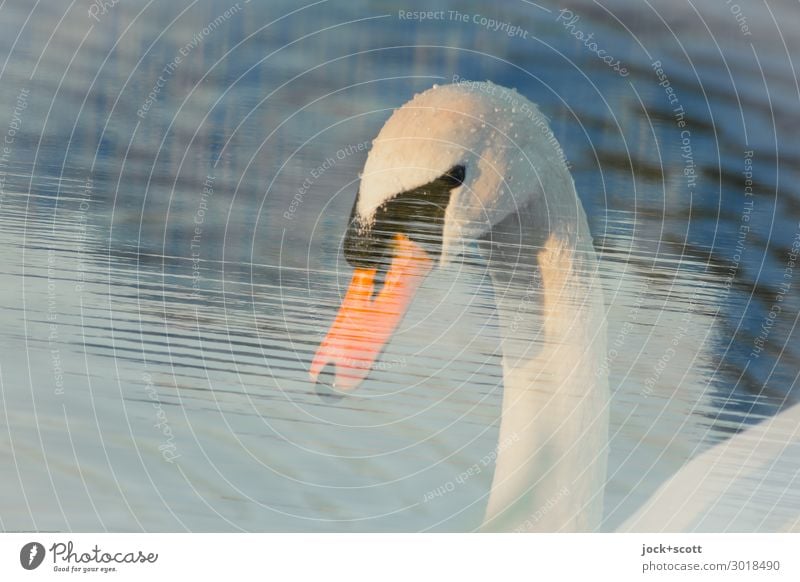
[1,0,798,532]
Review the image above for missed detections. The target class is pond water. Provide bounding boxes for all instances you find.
[1,0,798,532]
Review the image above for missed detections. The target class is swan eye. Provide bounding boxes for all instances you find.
[343,165,465,269]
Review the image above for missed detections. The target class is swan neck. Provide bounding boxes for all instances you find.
[479,202,609,532]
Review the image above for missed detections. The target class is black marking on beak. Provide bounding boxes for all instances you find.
[343,164,465,273]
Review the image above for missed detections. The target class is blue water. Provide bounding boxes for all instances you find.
[1,0,798,531]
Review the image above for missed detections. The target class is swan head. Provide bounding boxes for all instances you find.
[351,80,567,267]
[311,81,574,394]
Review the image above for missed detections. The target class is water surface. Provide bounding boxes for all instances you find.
[1,0,799,531]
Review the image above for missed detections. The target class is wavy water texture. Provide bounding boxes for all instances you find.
[0,0,797,531]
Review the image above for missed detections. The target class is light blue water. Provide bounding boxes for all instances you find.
[1,0,798,531]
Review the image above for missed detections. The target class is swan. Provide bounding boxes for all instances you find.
[620,401,800,532]
[309,80,608,532]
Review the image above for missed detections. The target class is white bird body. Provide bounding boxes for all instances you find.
[620,402,800,532]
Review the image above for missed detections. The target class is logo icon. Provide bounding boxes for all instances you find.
[20,542,46,570]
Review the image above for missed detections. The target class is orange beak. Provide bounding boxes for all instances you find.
[310,233,434,392]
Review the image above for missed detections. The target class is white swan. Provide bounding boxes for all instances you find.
[307,81,800,533]
[310,81,608,532]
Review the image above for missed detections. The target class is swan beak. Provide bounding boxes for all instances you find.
[310,233,434,393]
